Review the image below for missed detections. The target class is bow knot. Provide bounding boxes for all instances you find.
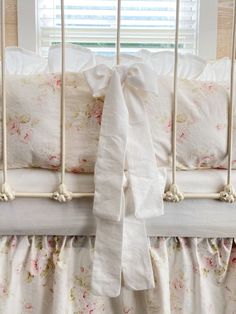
[125,63,158,94]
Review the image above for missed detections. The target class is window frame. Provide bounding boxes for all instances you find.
[17,0,218,60]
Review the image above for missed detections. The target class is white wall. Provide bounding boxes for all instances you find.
[198,0,218,60]
[17,0,38,52]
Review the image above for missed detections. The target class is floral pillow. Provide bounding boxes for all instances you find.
[147,76,231,170]
[0,72,103,173]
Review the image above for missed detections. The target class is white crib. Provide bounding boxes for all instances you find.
[1,0,236,203]
[1,1,236,312]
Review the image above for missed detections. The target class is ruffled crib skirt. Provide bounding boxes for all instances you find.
[0,236,235,314]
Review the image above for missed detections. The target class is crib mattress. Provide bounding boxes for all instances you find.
[0,168,236,237]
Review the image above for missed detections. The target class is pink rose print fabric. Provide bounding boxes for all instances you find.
[0,236,235,314]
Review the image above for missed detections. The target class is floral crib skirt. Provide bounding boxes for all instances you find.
[0,235,235,314]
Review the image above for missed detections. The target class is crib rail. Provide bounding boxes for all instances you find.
[1,0,236,203]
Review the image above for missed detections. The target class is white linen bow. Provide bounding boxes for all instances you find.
[84,63,166,297]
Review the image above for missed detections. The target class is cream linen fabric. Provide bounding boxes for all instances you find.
[85,63,166,297]
[0,236,236,314]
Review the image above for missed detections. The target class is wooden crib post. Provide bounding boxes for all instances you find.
[164,0,184,202]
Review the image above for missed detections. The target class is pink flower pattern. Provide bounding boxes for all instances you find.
[47,154,61,170]
[0,236,234,313]
[8,120,20,135]
[89,99,103,125]
[19,129,33,144]
[7,116,34,145]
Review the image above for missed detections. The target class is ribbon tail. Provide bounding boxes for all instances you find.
[91,217,123,297]
[124,63,165,220]
[122,215,155,290]
[131,167,167,219]
[91,177,127,297]
[125,102,165,219]
[93,69,129,221]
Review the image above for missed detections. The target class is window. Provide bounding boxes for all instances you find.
[17,0,219,60]
[37,0,199,57]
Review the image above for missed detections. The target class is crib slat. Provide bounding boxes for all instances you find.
[52,0,72,202]
[116,0,121,65]
[1,0,7,184]
[220,0,236,203]
[164,0,184,203]
[60,0,66,185]
[227,0,236,184]
[0,0,15,202]
[172,0,180,185]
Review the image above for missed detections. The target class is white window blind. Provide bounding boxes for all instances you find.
[38,0,199,57]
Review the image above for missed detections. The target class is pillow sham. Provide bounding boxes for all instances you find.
[47,44,206,79]
[198,58,231,82]
[0,72,102,173]
[5,47,48,74]
[148,76,230,170]
[136,49,207,79]
[48,44,95,73]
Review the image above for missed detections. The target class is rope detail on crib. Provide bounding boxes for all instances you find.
[0,0,15,202]
[0,182,15,202]
[164,184,184,203]
[52,0,72,202]
[219,184,236,203]
[219,0,236,203]
[164,0,183,202]
[52,184,72,203]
